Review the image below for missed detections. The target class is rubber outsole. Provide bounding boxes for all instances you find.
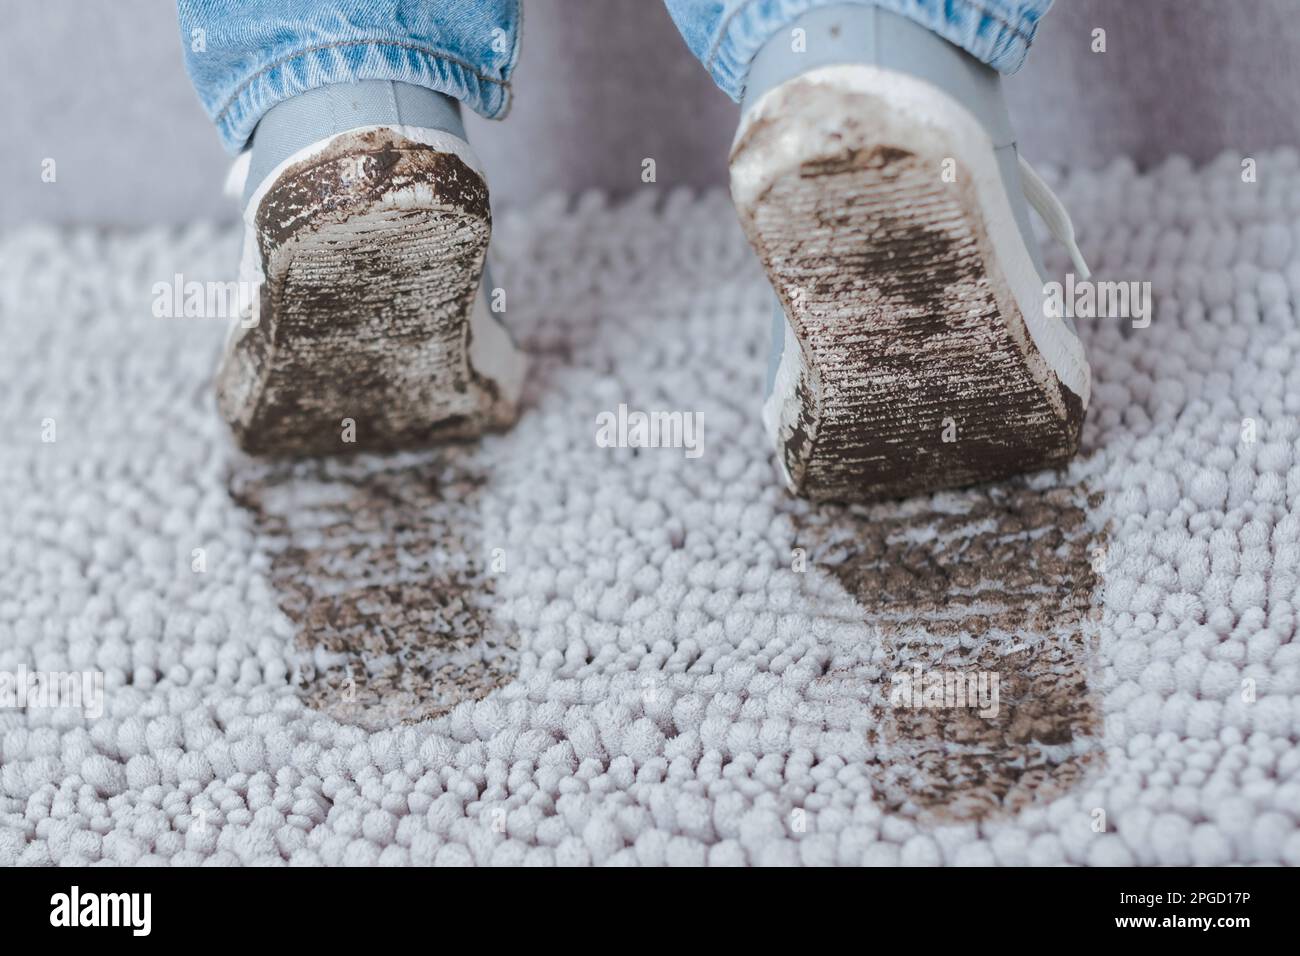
[217,128,522,457]
[732,67,1087,503]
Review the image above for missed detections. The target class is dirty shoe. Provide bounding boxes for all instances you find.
[218,81,525,457]
[732,4,1091,502]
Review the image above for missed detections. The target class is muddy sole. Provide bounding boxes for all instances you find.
[731,66,1087,503]
[218,128,523,457]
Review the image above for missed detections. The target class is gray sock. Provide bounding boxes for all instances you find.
[244,81,465,204]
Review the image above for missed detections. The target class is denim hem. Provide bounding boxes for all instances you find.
[212,40,515,153]
[708,0,1042,102]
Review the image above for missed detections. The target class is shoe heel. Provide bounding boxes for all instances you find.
[218,128,524,457]
[735,66,1086,502]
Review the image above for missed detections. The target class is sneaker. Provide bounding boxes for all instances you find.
[218,81,525,456]
[730,5,1090,502]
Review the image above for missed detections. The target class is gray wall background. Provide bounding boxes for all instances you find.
[3,0,1297,226]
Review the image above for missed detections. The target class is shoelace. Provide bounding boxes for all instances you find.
[1018,155,1091,280]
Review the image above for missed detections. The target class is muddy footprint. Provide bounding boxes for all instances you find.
[801,480,1106,821]
[230,450,516,731]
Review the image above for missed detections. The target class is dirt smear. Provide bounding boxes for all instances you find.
[220,127,516,458]
[801,479,1105,821]
[736,90,1083,503]
[229,451,516,730]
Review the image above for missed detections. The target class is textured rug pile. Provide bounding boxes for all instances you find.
[1,151,1297,865]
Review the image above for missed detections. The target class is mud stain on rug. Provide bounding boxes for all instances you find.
[801,479,1105,821]
[229,451,516,730]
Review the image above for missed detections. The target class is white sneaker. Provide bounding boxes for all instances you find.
[731,7,1090,502]
[218,82,525,457]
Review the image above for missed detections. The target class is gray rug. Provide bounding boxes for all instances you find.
[1,153,1297,865]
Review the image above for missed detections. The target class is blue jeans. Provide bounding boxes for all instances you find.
[178,0,1052,153]
[177,0,523,151]
[665,0,1052,100]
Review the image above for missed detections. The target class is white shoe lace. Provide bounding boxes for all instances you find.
[1018,155,1091,281]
